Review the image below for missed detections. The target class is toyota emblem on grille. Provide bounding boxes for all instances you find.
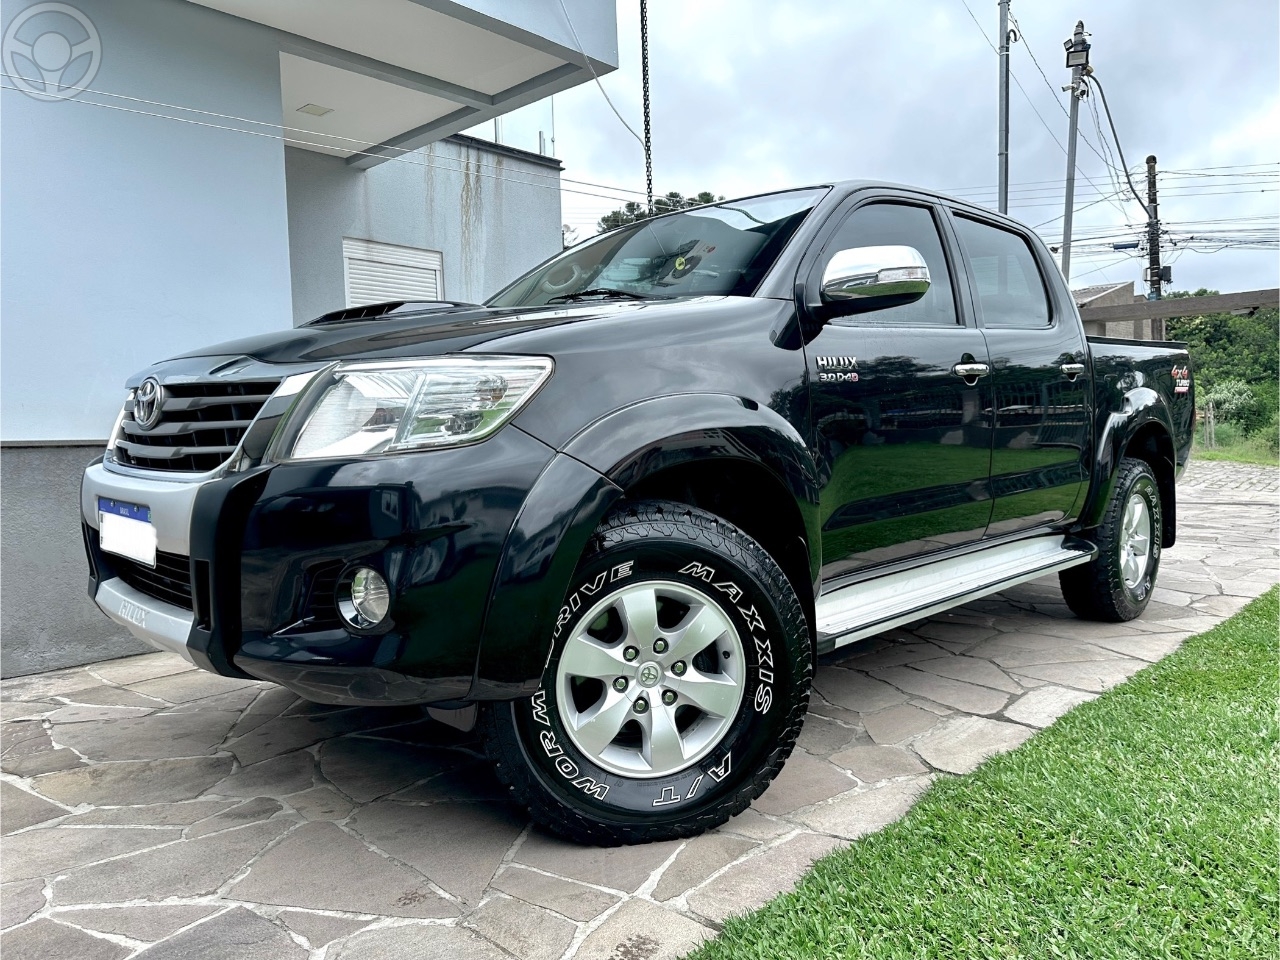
[133,377,164,429]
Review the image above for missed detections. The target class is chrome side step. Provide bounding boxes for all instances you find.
[815,536,1096,653]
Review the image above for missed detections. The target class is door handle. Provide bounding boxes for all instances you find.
[952,362,990,380]
[1060,362,1086,380]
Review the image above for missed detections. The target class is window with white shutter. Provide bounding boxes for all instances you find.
[342,238,444,306]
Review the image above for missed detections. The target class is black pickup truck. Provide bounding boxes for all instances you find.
[81,182,1193,843]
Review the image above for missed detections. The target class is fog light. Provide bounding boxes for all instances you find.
[338,567,390,629]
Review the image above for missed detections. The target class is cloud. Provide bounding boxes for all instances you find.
[553,0,1278,293]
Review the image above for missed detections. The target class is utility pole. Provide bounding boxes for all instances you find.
[997,0,1011,213]
[1145,155,1162,300]
[1059,20,1090,283]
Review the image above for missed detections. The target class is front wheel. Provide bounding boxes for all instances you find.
[1059,457,1163,622]
[483,500,812,845]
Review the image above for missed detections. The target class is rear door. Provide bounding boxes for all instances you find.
[946,210,1091,537]
[803,197,995,581]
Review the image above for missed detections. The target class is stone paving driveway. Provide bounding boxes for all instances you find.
[2,461,1276,960]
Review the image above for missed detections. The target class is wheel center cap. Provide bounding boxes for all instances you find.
[637,662,662,688]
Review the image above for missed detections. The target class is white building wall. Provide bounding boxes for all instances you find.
[1,0,295,442]
[284,136,563,323]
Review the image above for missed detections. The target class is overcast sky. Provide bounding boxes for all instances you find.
[550,0,1279,295]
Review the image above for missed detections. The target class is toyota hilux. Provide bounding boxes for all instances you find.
[81,182,1194,843]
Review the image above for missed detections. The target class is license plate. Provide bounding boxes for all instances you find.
[99,497,157,568]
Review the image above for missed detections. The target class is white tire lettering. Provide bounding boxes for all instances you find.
[540,729,563,757]
[555,563,635,639]
[754,686,773,714]
[687,774,704,800]
[680,561,716,582]
[531,690,549,726]
[652,785,682,806]
[537,714,611,800]
[555,756,579,779]
[575,777,609,800]
[754,636,774,669]
[713,580,743,603]
[738,604,765,634]
[579,571,607,596]
[708,753,732,782]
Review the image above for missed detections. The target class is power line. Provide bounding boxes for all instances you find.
[954,0,1128,216]
[1083,75,1150,217]
[1007,11,1118,177]
[1160,162,1280,173]
[1088,93,1125,201]
[0,70,656,201]
[555,0,645,150]
[1069,255,1144,282]
[0,90,660,213]
[941,163,1279,193]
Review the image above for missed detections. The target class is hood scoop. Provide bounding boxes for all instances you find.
[306,300,479,326]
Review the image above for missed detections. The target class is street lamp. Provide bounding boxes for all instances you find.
[1064,34,1090,68]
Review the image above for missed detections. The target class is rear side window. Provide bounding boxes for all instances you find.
[953,215,1051,327]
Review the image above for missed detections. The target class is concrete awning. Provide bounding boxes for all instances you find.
[186,0,617,167]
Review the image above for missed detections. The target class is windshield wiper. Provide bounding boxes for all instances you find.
[546,288,659,303]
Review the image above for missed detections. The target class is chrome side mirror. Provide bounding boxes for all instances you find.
[820,245,931,315]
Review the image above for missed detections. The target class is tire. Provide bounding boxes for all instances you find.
[1059,457,1163,622]
[483,499,812,845]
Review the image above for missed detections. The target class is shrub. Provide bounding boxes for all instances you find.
[1202,378,1256,423]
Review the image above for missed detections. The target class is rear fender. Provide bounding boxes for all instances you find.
[1078,386,1177,543]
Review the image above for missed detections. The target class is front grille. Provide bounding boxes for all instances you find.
[114,380,280,472]
[112,550,194,610]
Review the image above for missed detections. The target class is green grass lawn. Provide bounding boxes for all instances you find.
[1193,446,1280,467]
[1192,421,1279,466]
[688,588,1279,960]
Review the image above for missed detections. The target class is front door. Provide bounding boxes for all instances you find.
[947,211,1091,537]
[805,200,994,581]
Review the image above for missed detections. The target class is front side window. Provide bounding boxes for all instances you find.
[822,203,958,326]
[486,188,827,308]
[953,215,1051,327]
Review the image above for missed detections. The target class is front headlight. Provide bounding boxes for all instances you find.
[268,356,553,461]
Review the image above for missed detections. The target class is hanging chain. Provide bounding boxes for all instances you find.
[640,0,653,215]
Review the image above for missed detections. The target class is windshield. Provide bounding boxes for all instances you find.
[486,188,828,308]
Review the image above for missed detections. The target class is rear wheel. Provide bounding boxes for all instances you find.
[483,500,812,844]
[1060,457,1162,621]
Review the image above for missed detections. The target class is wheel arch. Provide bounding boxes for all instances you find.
[623,456,817,650]
[1080,389,1177,548]
[470,397,822,700]
[568,394,822,626]
[1123,420,1177,548]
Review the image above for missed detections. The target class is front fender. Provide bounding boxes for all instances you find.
[471,451,622,700]
[1078,385,1176,531]
[564,393,823,578]
[470,395,822,699]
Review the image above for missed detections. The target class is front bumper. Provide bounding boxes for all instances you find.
[82,427,563,705]
[82,460,203,662]
[94,576,196,664]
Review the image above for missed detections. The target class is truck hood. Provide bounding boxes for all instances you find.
[168,300,696,365]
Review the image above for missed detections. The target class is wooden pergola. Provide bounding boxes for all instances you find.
[1079,288,1278,340]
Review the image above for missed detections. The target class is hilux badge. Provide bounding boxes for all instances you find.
[816,356,859,383]
[133,378,164,429]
